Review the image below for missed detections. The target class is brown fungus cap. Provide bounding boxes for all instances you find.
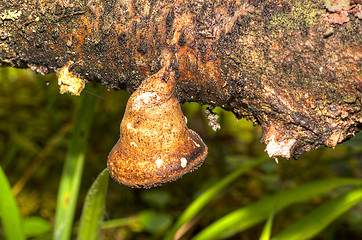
[107,67,208,188]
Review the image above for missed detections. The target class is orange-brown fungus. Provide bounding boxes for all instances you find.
[107,67,207,188]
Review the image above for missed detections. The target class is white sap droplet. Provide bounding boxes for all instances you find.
[192,139,200,148]
[156,158,163,168]
[130,142,138,147]
[180,158,187,168]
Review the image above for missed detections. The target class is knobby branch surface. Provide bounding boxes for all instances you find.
[1,0,361,159]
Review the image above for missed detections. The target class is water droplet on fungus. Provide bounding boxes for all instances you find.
[107,67,208,188]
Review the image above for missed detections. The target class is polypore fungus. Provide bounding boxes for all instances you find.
[107,67,208,188]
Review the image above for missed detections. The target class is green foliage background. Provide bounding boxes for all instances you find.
[0,68,361,239]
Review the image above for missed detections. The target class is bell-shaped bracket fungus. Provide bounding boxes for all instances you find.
[107,67,208,188]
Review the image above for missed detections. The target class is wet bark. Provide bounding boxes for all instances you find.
[1,0,361,159]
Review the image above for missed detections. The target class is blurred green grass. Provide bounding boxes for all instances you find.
[0,67,361,239]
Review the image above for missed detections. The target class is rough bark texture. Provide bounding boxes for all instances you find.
[1,0,361,159]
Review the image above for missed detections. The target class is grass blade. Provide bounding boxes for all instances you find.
[53,90,99,240]
[0,166,25,240]
[101,217,139,230]
[77,169,109,240]
[165,157,268,240]
[272,186,362,240]
[260,213,274,240]
[23,216,52,237]
[192,178,362,240]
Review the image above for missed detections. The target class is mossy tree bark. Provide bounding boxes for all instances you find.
[1,0,361,159]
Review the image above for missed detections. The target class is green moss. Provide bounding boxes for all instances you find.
[343,94,356,104]
[269,0,319,32]
[338,20,362,45]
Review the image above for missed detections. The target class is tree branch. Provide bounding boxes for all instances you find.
[1,0,361,159]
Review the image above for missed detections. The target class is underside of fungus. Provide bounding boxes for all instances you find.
[107,66,207,188]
